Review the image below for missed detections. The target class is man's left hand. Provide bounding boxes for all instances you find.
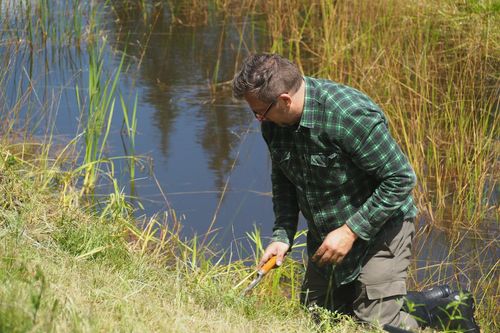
[312,224,358,266]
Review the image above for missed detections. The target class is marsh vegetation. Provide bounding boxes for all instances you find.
[0,0,498,331]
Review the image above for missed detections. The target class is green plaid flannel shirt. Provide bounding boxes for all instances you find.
[262,76,417,286]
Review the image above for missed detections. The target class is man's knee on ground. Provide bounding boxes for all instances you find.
[353,281,418,329]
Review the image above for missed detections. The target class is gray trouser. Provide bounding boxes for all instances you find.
[300,220,419,329]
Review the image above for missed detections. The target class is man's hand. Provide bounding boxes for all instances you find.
[312,224,358,267]
[258,241,290,268]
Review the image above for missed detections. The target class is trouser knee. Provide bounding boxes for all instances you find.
[353,282,419,329]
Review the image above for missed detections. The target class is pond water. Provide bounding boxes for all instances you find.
[1,1,284,250]
[1,1,497,288]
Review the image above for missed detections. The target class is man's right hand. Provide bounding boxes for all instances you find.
[258,241,290,269]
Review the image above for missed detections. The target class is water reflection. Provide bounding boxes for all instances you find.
[110,4,262,197]
[413,219,499,297]
[101,2,273,241]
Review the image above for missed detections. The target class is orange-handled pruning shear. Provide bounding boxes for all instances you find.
[241,255,278,295]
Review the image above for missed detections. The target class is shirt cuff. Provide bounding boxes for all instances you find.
[345,211,375,241]
[271,229,292,246]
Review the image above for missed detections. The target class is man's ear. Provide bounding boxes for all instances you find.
[279,93,293,107]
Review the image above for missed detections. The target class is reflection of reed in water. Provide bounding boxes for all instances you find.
[106,1,260,199]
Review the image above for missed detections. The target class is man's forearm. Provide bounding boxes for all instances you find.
[346,167,416,240]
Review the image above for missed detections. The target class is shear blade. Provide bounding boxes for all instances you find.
[242,275,262,295]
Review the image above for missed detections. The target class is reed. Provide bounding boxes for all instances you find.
[0,0,84,48]
[76,36,125,194]
[150,0,497,232]
[70,0,83,45]
[120,93,139,193]
[258,0,499,231]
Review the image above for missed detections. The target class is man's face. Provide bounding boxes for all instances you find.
[244,92,300,127]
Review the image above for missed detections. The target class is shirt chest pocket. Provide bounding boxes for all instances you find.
[271,149,302,186]
[271,149,291,168]
[308,152,348,185]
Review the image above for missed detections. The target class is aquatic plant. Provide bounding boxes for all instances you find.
[76,36,124,194]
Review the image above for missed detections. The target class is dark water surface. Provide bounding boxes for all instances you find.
[1,1,497,288]
[1,1,283,251]
[102,5,282,250]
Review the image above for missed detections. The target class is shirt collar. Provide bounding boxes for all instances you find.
[299,76,323,129]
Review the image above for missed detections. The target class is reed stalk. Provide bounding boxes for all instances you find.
[120,93,138,194]
[76,36,125,194]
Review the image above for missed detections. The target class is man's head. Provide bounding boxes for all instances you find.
[233,53,305,126]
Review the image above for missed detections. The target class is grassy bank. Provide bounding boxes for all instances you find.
[2,144,497,332]
[0,145,373,332]
[0,145,497,332]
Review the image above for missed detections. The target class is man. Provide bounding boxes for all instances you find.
[232,53,479,331]
[233,53,419,329]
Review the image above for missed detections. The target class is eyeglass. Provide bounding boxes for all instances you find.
[252,99,276,120]
[252,92,288,120]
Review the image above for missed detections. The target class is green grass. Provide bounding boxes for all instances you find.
[76,38,124,195]
[0,145,375,333]
[0,140,497,332]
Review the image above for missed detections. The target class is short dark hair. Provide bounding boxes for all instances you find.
[232,53,303,103]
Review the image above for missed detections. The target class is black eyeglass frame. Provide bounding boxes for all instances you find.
[251,92,287,119]
[252,99,275,119]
